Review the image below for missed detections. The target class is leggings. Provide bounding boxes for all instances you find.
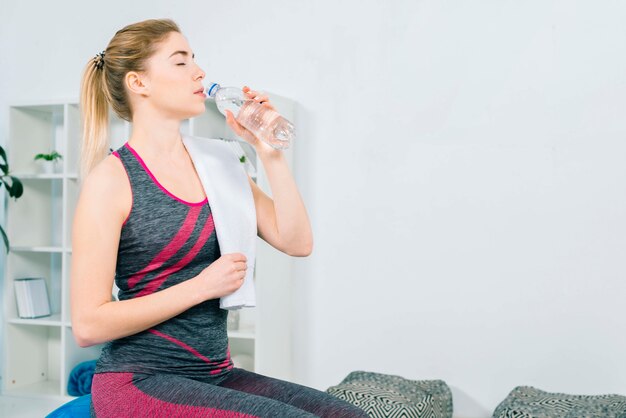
[90,367,369,417]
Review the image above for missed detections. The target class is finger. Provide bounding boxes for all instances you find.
[231,253,247,262]
[228,113,247,136]
[243,86,270,105]
[244,87,263,100]
[246,91,261,101]
[243,86,255,96]
[225,253,246,263]
[262,102,276,111]
[225,111,243,135]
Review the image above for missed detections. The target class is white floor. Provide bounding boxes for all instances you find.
[0,395,68,418]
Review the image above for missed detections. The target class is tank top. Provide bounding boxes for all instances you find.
[93,141,234,382]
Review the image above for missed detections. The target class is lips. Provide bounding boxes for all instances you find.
[194,87,204,94]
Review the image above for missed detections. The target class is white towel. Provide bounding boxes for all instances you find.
[181,134,257,310]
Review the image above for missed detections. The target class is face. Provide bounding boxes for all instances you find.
[133,31,207,120]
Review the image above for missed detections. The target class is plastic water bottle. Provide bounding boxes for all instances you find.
[206,82,294,150]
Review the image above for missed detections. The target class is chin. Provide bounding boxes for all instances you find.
[179,103,206,120]
[191,102,206,117]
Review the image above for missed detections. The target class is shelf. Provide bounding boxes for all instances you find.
[62,253,72,322]
[10,246,65,253]
[5,251,62,319]
[65,181,79,248]
[4,324,61,396]
[6,178,63,248]
[8,173,65,179]
[228,327,256,340]
[10,98,77,109]
[229,338,255,371]
[65,104,80,175]
[3,379,61,398]
[7,106,64,174]
[7,313,63,326]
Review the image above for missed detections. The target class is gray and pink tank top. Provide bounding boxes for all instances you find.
[93,141,234,382]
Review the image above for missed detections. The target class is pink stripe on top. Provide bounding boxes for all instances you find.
[124,142,208,207]
[127,205,203,290]
[148,329,214,364]
[136,212,215,297]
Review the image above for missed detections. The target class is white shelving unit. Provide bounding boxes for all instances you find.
[2,94,296,401]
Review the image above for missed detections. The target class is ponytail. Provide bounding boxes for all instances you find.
[78,18,181,183]
[79,57,109,183]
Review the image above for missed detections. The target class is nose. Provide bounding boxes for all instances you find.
[194,65,205,81]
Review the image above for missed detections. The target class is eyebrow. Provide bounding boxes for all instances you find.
[169,50,195,59]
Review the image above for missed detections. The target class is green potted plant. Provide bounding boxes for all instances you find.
[34,150,63,174]
[239,154,256,177]
[0,145,24,254]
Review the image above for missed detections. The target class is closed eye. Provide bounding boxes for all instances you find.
[177,63,186,66]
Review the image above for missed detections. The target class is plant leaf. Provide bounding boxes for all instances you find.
[6,176,23,199]
[0,225,8,254]
[0,146,7,165]
[0,147,8,175]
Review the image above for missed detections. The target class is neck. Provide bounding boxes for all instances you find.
[127,107,187,161]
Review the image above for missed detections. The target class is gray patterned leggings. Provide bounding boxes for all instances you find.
[90,367,369,417]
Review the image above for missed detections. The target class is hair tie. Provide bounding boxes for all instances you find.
[93,50,106,70]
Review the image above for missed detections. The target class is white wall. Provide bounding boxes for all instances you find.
[2,1,626,416]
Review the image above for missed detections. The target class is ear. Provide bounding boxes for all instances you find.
[125,71,150,97]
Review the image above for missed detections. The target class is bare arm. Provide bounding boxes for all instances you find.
[247,149,313,256]
[70,157,245,347]
[225,86,313,257]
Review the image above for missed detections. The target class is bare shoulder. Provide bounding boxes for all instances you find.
[77,154,131,227]
[70,154,129,338]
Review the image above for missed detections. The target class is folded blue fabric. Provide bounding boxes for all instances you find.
[67,360,97,396]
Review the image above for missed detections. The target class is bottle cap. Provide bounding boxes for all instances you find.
[206,82,220,98]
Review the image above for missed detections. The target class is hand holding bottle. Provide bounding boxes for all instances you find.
[207,83,295,150]
[224,86,279,152]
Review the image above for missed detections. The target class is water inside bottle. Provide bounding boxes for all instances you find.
[272,120,295,148]
[213,95,244,118]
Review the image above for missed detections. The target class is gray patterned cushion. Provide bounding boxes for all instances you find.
[326,370,453,418]
[493,386,626,418]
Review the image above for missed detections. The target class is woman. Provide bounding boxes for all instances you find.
[72,18,366,418]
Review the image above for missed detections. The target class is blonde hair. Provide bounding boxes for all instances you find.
[79,18,180,181]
